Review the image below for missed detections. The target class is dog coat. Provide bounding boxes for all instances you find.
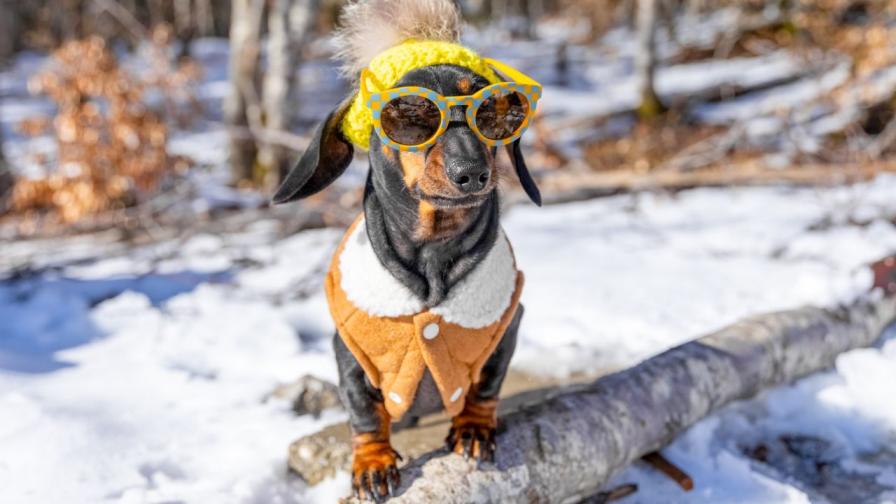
[325,217,524,420]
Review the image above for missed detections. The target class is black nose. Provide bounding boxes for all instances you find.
[447,158,490,194]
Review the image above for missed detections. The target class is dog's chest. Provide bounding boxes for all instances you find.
[325,216,524,419]
[337,217,518,326]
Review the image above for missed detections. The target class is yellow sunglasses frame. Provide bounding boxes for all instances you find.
[361,58,543,152]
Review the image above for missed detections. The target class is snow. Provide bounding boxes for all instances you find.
[3,176,896,503]
[614,329,896,504]
[3,11,896,502]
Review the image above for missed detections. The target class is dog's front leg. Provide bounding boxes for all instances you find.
[446,305,522,462]
[334,335,400,501]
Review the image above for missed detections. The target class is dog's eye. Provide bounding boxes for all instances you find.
[381,96,441,146]
[475,91,529,140]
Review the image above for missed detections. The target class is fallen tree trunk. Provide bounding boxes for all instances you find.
[370,285,896,503]
[532,160,896,205]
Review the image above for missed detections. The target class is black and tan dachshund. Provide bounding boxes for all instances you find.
[273,0,542,500]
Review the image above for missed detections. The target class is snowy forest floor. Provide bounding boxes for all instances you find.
[3,8,896,502]
[3,176,896,503]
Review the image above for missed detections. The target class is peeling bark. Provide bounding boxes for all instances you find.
[356,294,896,503]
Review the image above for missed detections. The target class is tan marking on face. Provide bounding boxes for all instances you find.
[398,151,425,187]
[416,200,437,240]
[457,77,473,94]
[414,200,474,242]
[400,142,499,242]
[416,143,460,198]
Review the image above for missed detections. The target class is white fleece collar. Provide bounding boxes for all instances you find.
[338,218,517,329]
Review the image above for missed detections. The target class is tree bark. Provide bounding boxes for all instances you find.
[258,0,317,189]
[224,0,265,184]
[353,292,896,503]
[173,0,194,59]
[195,0,214,36]
[635,0,665,119]
[0,1,22,62]
[0,107,12,204]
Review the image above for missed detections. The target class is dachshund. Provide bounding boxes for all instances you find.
[273,0,542,499]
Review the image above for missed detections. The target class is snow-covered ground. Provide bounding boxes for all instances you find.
[2,176,896,503]
[3,10,896,502]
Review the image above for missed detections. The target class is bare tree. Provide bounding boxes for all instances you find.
[224,0,265,184]
[0,2,19,62]
[0,103,12,204]
[195,0,215,36]
[258,0,318,188]
[635,0,666,119]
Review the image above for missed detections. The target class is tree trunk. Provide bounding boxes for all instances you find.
[173,0,194,59]
[174,0,192,35]
[635,0,665,119]
[346,292,896,503]
[195,0,214,36]
[0,111,13,205]
[257,0,293,188]
[0,2,21,61]
[224,0,265,184]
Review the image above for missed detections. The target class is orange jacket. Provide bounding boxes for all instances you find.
[325,217,524,420]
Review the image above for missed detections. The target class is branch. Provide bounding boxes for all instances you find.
[91,0,150,41]
[225,122,311,152]
[363,286,896,503]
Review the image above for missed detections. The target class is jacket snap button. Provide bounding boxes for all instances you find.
[388,391,402,404]
[450,387,463,402]
[422,323,440,340]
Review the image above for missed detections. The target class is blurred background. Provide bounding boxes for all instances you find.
[2,1,896,503]
[1,0,895,241]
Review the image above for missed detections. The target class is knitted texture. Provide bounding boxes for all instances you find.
[341,40,502,150]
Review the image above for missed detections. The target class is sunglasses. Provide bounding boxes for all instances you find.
[361,58,542,152]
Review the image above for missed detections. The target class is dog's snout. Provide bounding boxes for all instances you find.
[447,159,489,193]
[440,124,491,194]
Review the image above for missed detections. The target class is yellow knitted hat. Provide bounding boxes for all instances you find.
[341,40,501,150]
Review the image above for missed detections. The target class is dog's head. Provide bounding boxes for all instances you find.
[272,0,541,211]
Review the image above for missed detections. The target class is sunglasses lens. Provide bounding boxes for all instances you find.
[380,95,441,146]
[475,90,530,141]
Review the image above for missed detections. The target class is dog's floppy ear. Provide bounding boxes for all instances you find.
[272,99,354,204]
[505,140,542,206]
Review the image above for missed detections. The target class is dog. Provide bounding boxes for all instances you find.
[273,0,542,500]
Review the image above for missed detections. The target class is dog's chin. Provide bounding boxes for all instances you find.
[416,189,490,209]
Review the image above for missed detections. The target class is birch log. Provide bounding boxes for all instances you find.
[366,292,896,503]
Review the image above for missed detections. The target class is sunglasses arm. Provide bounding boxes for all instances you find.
[359,69,388,101]
[484,58,540,87]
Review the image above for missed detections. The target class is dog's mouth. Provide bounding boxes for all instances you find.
[414,188,490,209]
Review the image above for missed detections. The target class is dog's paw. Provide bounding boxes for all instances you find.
[351,441,401,502]
[445,411,498,463]
[446,422,497,462]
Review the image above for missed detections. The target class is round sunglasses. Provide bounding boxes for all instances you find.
[361,58,543,152]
